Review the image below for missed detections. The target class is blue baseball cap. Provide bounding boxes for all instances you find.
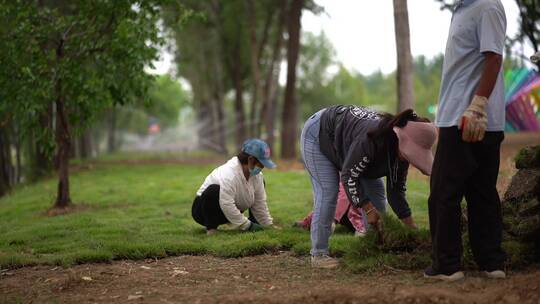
[241,139,276,169]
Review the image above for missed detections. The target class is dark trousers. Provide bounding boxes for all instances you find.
[428,127,506,273]
[192,184,258,230]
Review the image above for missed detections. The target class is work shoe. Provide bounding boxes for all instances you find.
[293,220,309,230]
[354,230,367,237]
[311,255,339,269]
[423,266,464,281]
[484,270,506,279]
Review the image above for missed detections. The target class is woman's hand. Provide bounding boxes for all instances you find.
[362,201,380,226]
[400,216,417,229]
[363,201,384,244]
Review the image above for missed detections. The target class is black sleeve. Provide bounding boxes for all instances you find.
[386,160,412,219]
[340,141,374,208]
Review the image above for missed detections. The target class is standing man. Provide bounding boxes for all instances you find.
[425,0,507,281]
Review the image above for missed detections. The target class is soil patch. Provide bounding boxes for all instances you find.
[1,253,539,304]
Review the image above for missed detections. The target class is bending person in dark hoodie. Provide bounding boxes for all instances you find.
[301,105,437,269]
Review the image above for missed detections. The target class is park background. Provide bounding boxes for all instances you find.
[1,0,540,303]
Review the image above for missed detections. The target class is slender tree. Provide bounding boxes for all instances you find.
[0,1,164,208]
[281,0,304,159]
[393,0,415,112]
[260,0,287,150]
[0,126,12,196]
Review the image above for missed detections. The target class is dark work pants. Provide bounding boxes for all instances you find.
[192,184,258,230]
[428,127,506,273]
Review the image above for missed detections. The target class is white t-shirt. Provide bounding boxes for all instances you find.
[196,157,273,229]
[436,0,507,131]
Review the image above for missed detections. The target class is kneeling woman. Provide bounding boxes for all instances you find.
[192,139,276,235]
[301,105,437,268]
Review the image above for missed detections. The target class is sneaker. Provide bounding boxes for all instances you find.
[311,255,339,269]
[484,270,506,279]
[354,230,367,237]
[423,266,464,281]
[293,221,309,230]
[206,229,218,235]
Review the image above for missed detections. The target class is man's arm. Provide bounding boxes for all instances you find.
[460,7,506,142]
[475,51,502,98]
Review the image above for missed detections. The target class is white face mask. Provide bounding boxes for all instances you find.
[248,156,263,176]
[249,166,262,176]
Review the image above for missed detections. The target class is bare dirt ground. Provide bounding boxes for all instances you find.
[1,133,539,304]
[1,253,539,304]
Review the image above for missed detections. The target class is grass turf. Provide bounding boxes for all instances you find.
[0,157,432,270]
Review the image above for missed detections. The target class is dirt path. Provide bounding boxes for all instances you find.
[1,253,539,304]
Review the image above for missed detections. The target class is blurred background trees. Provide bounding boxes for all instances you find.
[0,0,537,203]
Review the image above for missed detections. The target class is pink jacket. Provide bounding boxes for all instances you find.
[298,183,365,233]
[335,183,365,232]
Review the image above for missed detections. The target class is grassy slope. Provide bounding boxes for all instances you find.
[0,160,432,270]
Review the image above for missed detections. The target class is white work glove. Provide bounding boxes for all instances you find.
[459,95,488,142]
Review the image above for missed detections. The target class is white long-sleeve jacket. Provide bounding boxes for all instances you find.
[196,157,273,230]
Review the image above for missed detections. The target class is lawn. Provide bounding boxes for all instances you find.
[0,156,433,271]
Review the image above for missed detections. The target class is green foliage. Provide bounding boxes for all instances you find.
[298,31,338,119]
[0,1,54,142]
[147,75,189,126]
[411,55,443,119]
[112,75,188,135]
[297,32,443,119]
[0,0,165,152]
[514,0,540,70]
[514,145,540,169]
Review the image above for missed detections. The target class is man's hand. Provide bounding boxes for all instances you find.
[460,95,488,142]
[248,222,264,232]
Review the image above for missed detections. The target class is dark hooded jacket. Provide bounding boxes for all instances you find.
[318,105,410,219]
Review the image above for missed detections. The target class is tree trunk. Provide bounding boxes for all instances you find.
[280,0,303,159]
[247,0,273,138]
[14,129,21,183]
[247,0,261,138]
[195,100,215,151]
[216,105,226,153]
[54,80,72,208]
[78,129,92,159]
[261,0,286,151]
[233,60,247,148]
[30,105,54,181]
[393,0,414,112]
[210,30,227,154]
[207,99,220,152]
[107,106,117,153]
[0,128,12,197]
[92,127,101,157]
[213,93,227,154]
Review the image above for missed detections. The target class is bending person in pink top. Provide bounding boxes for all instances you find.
[295,183,368,237]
